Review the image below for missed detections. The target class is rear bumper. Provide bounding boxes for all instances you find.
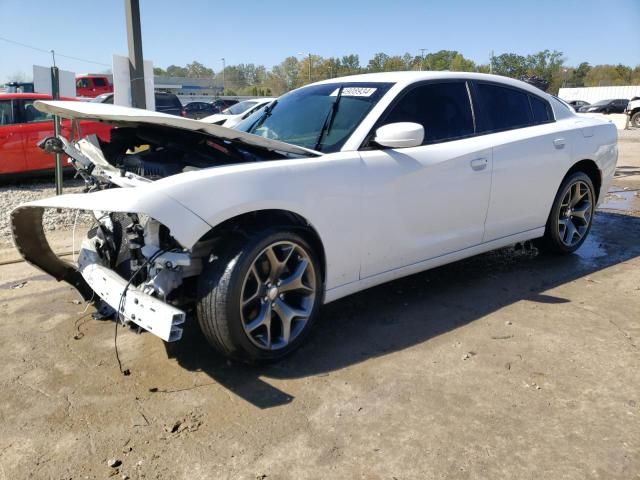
[81,261,185,342]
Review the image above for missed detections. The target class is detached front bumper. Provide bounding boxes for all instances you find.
[81,262,185,342]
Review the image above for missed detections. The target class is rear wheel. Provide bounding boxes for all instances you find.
[540,172,595,254]
[631,112,640,128]
[196,229,322,362]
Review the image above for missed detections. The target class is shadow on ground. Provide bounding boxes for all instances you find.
[163,211,640,409]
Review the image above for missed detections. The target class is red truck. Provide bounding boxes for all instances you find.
[76,75,113,98]
[0,93,112,176]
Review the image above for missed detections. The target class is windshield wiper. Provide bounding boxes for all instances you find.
[314,85,343,152]
[249,100,278,132]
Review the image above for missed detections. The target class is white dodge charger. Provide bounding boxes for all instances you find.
[12,72,617,362]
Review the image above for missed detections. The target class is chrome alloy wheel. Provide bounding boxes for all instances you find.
[240,241,317,350]
[557,180,593,247]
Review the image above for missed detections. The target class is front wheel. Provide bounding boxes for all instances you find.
[631,112,640,128]
[539,172,595,254]
[196,229,322,362]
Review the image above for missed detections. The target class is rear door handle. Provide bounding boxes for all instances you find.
[553,137,566,148]
[470,157,488,171]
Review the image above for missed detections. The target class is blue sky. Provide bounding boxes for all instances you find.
[0,0,638,82]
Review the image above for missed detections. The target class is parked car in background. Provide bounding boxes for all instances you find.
[626,96,640,128]
[12,72,617,363]
[567,100,589,111]
[210,98,239,112]
[578,99,628,114]
[76,75,113,98]
[200,98,275,128]
[0,93,111,176]
[182,101,219,119]
[92,92,184,116]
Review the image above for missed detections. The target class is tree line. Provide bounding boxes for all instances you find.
[152,50,640,96]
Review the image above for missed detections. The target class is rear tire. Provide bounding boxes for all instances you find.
[631,112,640,128]
[196,229,322,363]
[539,172,595,254]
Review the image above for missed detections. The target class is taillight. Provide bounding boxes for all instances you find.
[181,109,186,117]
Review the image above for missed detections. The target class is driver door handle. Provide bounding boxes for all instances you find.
[470,157,488,171]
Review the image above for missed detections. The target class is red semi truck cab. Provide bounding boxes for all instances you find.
[76,75,113,98]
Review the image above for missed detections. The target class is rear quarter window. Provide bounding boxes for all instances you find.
[93,78,107,87]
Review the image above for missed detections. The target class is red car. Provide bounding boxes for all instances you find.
[76,75,113,98]
[0,93,112,176]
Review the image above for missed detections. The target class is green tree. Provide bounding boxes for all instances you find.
[165,64,188,77]
[492,53,528,78]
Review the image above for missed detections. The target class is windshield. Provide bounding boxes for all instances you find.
[236,82,392,153]
[591,99,611,106]
[224,100,259,115]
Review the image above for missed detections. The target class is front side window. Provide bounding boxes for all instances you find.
[382,82,474,144]
[77,78,90,88]
[476,83,533,133]
[237,82,392,153]
[0,100,14,125]
[22,100,53,123]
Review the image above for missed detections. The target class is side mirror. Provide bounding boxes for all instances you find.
[374,122,424,149]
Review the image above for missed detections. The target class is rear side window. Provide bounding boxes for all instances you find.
[530,96,551,124]
[383,82,474,144]
[476,83,533,133]
[93,78,107,87]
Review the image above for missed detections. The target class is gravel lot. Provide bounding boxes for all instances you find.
[0,180,93,247]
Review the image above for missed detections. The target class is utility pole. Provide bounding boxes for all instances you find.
[50,50,63,195]
[221,57,225,94]
[490,50,494,74]
[124,0,146,108]
[419,49,427,71]
[308,53,312,83]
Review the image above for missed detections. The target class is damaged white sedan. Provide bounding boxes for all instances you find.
[11,72,617,362]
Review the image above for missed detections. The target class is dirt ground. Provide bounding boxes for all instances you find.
[1,132,639,480]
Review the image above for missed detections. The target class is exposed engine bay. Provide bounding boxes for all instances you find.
[40,124,290,187]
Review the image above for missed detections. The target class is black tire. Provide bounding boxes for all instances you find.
[631,112,640,128]
[196,229,323,363]
[539,171,595,254]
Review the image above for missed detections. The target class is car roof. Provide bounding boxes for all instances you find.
[312,71,552,98]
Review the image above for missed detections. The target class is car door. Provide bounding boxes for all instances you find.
[17,98,65,173]
[473,82,571,241]
[358,81,493,279]
[0,98,26,174]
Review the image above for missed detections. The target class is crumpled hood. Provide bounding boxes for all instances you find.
[34,100,322,157]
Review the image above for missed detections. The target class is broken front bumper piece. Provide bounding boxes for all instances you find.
[82,262,185,342]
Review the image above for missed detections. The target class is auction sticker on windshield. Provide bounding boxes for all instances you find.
[330,87,377,97]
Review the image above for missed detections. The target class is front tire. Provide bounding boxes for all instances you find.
[631,112,640,128]
[540,172,595,254]
[196,229,322,362]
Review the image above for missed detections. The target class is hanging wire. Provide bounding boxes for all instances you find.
[0,36,110,67]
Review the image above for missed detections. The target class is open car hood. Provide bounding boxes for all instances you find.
[34,100,322,157]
